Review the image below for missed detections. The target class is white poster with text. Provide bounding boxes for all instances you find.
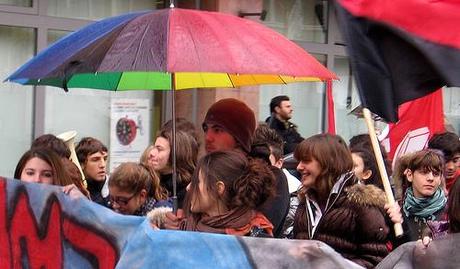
[110,98,150,172]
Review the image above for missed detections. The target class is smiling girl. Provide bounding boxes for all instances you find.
[292,134,401,268]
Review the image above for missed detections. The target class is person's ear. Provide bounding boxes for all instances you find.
[274,158,283,169]
[139,189,148,203]
[405,169,414,182]
[216,181,226,196]
[362,170,372,181]
[274,106,281,114]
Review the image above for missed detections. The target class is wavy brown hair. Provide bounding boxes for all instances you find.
[109,162,167,201]
[294,133,353,202]
[157,129,198,184]
[188,151,275,212]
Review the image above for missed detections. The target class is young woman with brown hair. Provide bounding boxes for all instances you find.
[141,130,198,208]
[292,133,401,268]
[15,148,74,186]
[152,150,276,237]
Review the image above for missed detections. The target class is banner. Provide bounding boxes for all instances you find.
[376,233,460,269]
[0,177,362,269]
[3,177,458,268]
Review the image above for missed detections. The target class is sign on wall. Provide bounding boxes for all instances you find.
[110,98,150,172]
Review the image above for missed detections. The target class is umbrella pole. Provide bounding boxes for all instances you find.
[363,108,403,237]
[171,73,178,213]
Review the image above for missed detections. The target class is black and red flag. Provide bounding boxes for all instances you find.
[335,0,460,122]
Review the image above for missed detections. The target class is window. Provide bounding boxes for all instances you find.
[0,26,35,176]
[263,0,327,43]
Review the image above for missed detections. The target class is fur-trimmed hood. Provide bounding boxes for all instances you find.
[346,184,387,208]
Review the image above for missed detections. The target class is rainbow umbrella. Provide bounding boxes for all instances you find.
[6,7,336,90]
[6,6,337,210]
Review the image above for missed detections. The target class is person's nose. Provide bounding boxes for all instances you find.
[426,172,434,181]
[111,201,120,209]
[446,160,455,170]
[31,174,41,183]
[296,162,304,172]
[100,160,106,168]
[205,131,213,142]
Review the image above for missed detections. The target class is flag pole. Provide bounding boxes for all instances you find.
[363,108,403,237]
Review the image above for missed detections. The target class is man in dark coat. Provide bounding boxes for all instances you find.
[266,95,303,154]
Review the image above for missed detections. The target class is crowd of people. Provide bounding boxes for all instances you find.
[12,95,460,268]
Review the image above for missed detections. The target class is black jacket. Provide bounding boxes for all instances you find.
[266,116,303,154]
[87,178,110,208]
[258,167,290,238]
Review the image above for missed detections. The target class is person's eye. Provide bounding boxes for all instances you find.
[26,171,35,176]
[43,172,53,178]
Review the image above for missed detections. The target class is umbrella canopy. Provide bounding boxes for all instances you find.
[6,8,336,90]
[6,7,337,212]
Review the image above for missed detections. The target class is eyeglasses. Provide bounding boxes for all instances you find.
[108,193,137,206]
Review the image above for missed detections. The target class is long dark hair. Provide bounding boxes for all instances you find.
[188,151,275,213]
[158,129,198,184]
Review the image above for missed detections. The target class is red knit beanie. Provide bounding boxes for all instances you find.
[203,98,256,153]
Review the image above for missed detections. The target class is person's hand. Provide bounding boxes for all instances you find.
[62,184,86,200]
[420,235,432,248]
[163,209,184,230]
[150,223,160,230]
[384,202,403,224]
